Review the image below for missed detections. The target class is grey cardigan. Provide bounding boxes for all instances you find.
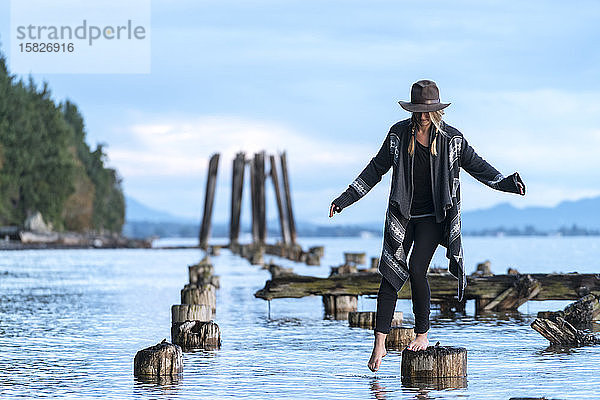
[332,118,525,301]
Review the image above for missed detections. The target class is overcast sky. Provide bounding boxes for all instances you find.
[1,0,599,226]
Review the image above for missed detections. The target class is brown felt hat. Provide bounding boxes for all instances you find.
[398,79,451,113]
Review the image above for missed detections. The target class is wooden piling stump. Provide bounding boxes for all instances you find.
[208,245,221,256]
[323,294,357,319]
[304,251,321,266]
[265,262,295,278]
[386,326,416,349]
[401,344,467,378]
[171,304,213,323]
[308,246,324,258]
[330,264,357,276]
[171,320,221,350]
[438,298,466,313]
[348,311,403,329]
[470,260,493,277]
[189,263,215,285]
[370,257,379,269]
[344,252,366,265]
[181,284,217,311]
[134,339,183,378]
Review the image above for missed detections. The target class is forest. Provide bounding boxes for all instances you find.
[0,51,124,234]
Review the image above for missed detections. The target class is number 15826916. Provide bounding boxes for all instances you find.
[19,43,74,52]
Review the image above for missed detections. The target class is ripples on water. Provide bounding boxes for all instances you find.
[1,237,600,399]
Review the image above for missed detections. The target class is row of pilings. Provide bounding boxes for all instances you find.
[133,256,221,383]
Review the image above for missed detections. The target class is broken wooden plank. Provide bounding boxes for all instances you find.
[253,271,600,301]
[537,294,600,331]
[482,274,541,311]
[531,316,600,346]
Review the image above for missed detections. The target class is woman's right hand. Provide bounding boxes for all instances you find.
[329,203,341,217]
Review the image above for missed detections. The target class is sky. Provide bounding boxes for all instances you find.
[1,0,599,226]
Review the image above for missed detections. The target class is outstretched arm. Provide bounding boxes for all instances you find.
[460,136,525,195]
[330,131,393,214]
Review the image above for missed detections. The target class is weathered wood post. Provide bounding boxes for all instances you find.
[401,343,467,379]
[229,152,246,246]
[171,304,213,322]
[199,153,220,250]
[188,261,215,285]
[322,295,357,320]
[386,327,416,349]
[171,321,221,350]
[348,311,403,329]
[255,151,267,244]
[134,339,183,379]
[279,151,297,244]
[250,152,266,244]
[181,283,217,312]
[269,154,291,245]
[344,252,366,265]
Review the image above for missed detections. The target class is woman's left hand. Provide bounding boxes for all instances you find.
[517,181,525,195]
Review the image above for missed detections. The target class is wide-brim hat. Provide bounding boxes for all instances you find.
[398,79,451,113]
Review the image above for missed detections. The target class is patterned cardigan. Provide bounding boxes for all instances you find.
[332,118,525,302]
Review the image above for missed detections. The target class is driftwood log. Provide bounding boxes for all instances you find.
[531,294,600,346]
[134,339,183,377]
[348,311,403,329]
[171,304,213,323]
[171,321,221,350]
[401,343,467,378]
[537,293,600,330]
[254,271,600,307]
[531,316,600,346]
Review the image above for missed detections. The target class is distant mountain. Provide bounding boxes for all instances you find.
[122,195,600,238]
[125,196,195,223]
[461,196,600,232]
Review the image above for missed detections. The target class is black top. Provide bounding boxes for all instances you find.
[410,139,435,216]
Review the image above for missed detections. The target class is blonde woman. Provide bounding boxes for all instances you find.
[328,80,526,372]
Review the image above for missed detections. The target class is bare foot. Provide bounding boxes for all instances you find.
[406,331,429,351]
[367,332,387,372]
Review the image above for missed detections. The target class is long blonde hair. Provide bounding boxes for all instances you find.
[408,109,445,157]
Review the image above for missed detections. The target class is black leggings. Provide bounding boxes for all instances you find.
[375,215,443,335]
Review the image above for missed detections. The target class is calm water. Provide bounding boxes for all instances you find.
[1,235,600,399]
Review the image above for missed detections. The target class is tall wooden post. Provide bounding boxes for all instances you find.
[254,151,267,244]
[250,156,259,244]
[199,153,220,250]
[229,152,245,245]
[279,151,297,244]
[269,154,291,244]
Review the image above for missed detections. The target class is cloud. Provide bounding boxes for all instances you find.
[107,115,369,179]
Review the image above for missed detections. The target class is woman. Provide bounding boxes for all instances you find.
[328,80,526,372]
